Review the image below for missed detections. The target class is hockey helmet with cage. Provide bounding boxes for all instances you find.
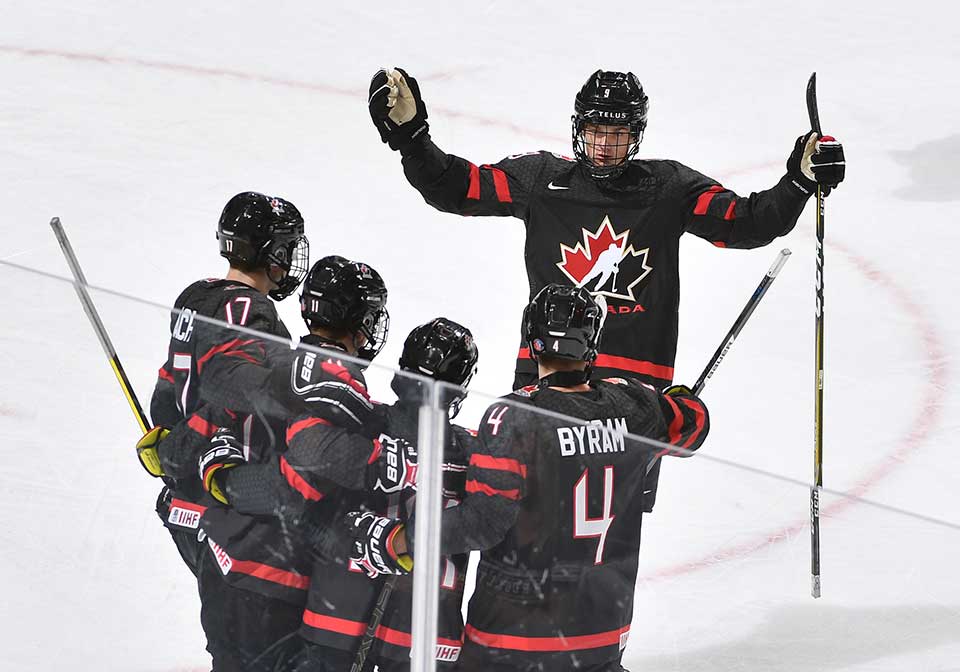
[523,283,605,363]
[299,255,389,361]
[572,70,649,180]
[392,317,479,417]
[217,191,309,301]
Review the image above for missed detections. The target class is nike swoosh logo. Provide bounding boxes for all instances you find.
[547,181,570,190]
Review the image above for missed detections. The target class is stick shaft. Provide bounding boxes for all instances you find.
[50,218,149,433]
[692,249,792,396]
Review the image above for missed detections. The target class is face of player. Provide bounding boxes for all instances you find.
[582,123,633,166]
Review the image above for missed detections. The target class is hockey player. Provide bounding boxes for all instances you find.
[348,284,709,672]
[286,317,479,671]
[139,191,310,670]
[369,66,843,511]
[368,67,845,389]
[193,255,389,670]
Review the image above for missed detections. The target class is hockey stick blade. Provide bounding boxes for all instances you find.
[806,72,822,135]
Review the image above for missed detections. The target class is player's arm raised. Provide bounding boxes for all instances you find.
[677,132,845,249]
[369,67,539,219]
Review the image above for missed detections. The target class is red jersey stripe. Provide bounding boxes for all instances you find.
[301,610,463,648]
[469,454,527,478]
[488,166,512,203]
[158,366,174,383]
[286,416,332,444]
[467,163,481,200]
[723,199,737,221]
[169,498,206,514]
[465,624,630,652]
[692,185,723,215]
[517,348,673,380]
[712,241,728,248]
[466,480,520,500]
[280,455,325,502]
[187,414,219,438]
[228,559,310,590]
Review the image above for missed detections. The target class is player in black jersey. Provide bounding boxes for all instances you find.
[369,67,845,390]
[140,191,310,671]
[288,317,479,672]
[192,254,388,671]
[350,284,709,672]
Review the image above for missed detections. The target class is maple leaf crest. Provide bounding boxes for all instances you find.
[556,216,653,303]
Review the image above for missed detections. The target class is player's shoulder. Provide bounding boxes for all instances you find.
[497,150,573,183]
[175,278,274,315]
[634,158,715,195]
[595,376,660,402]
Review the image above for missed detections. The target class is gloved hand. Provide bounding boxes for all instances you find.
[810,136,845,193]
[787,131,846,195]
[370,434,418,494]
[368,67,429,151]
[136,426,169,477]
[663,384,693,397]
[346,510,413,578]
[290,354,378,434]
[198,429,245,505]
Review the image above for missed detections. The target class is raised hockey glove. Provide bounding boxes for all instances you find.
[810,136,845,193]
[291,354,378,434]
[136,426,169,478]
[347,510,413,578]
[370,434,418,494]
[198,429,246,505]
[369,67,429,151]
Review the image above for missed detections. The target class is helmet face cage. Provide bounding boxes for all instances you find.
[300,256,389,361]
[523,285,604,362]
[571,70,649,180]
[266,231,309,301]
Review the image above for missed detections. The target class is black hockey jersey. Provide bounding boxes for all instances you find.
[197,334,378,606]
[150,279,291,544]
[288,400,476,665]
[400,137,810,390]
[451,378,708,669]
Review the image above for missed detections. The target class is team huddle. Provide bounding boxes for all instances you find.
[139,68,844,672]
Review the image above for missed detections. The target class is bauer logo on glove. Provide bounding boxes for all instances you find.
[198,429,246,505]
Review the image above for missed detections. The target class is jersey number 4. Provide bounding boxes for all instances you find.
[573,466,615,565]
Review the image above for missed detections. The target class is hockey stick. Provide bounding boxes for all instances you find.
[692,248,792,395]
[646,248,791,476]
[807,72,826,599]
[49,218,151,436]
[351,574,399,672]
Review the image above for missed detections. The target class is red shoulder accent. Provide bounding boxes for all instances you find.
[693,185,723,215]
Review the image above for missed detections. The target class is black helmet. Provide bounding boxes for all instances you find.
[571,70,649,180]
[393,318,479,417]
[299,255,389,361]
[217,191,309,300]
[523,284,605,362]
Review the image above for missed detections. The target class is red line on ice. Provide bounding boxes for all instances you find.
[644,239,948,581]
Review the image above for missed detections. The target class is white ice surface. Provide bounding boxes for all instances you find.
[1,2,959,670]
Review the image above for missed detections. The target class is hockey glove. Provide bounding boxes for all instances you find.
[369,67,429,151]
[290,354,378,434]
[198,429,246,505]
[810,136,845,192]
[370,434,418,494]
[663,384,694,397]
[136,426,169,478]
[347,510,413,578]
[787,132,846,196]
